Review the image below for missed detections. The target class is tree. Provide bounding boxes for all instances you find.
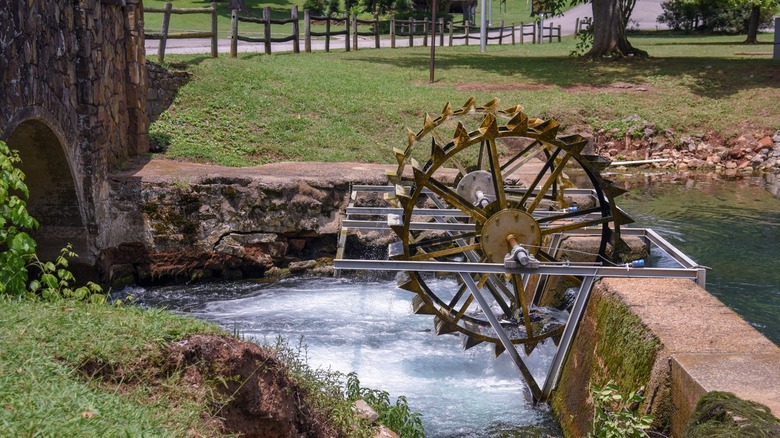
[587,0,647,58]
[547,0,647,59]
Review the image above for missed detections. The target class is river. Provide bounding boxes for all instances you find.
[130,171,779,436]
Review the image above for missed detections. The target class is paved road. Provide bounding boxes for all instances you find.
[144,0,667,55]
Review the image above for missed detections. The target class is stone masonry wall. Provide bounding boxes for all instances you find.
[0,0,149,258]
[146,61,190,125]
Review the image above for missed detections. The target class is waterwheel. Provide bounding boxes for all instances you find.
[384,98,633,399]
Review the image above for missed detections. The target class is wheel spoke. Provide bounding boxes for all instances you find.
[408,242,481,261]
[526,151,575,213]
[424,176,488,223]
[541,216,614,236]
[486,138,508,210]
[410,231,478,252]
[518,147,561,208]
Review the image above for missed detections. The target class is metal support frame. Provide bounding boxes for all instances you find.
[335,183,706,402]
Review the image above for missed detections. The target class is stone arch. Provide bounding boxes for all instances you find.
[4,115,91,263]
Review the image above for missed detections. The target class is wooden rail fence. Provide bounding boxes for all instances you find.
[145,2,218,62]
[352,15,380,50]
[230,6,301,57]
[449,21,516,46]
[304,12,350,53]
[144,5,575,60]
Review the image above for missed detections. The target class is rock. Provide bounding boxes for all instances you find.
[353,399,379,422]
[725,161,738,169]
[709,155,721,164]
[375,425,400,438]
[288,260,317,273]
[758,136,773,148]
[677,162,689,171]
[773,130,780,143]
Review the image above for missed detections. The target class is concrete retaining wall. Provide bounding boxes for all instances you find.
[553,277,780,437]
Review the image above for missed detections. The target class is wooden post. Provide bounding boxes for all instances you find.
[304,9,311,53]
[230,8,238,58]
[575,17,580,35]
[325,13,331,52]
[210,2,218,57]
[775,17,780,61]
[423,19,428,47]
[158,2,172,62]
[557,24,561,42]
[499,20,504,45]
[390,15,396,48]
[464,22,469,46]
[439,18,444,46]
[511,22,515,45]
[409,18,415,47]
[263,6,271,54]
[345,12,350,51]
[292,6,300,53]
[448,20,453,46]
[352,13,358,50]
[374,15,380,48]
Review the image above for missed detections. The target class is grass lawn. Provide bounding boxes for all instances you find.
[0,300,222,436]
[149,32,779,166]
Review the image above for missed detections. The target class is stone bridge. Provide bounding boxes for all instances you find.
[0,0,148,264]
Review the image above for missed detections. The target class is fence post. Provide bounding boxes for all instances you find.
[304,9,311,53]
[575,17,580,35]
[158,2,172,62]
[352,13,358,50]
[511,22,515,44]
[292,6,300,53]
[465,22,469,46]
[263,6,271,54]
[439,18,444,46]
[423,19,428,47]
[374,15,380,48]
[210,2,218,57]
[448,21,453,46]
[345,12,350,51]
[775,17,780,61]
[499,20,504,45]
[409,18,414,47]
[325,14,331,52]
[230,8,238,58]
[390,15,396,48]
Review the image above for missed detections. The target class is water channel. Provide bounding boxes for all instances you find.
[130,171,779,436]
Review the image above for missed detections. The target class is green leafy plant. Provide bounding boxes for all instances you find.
[0,140,105,303]
[0,141,39,296]
[27,245,106,303]
[346,372,425,438]
[587,380,655,438]
[570,26,594,57]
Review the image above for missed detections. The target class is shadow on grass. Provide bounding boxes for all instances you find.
[345,51,780,98]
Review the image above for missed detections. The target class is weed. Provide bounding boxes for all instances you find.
[587,380,656,438]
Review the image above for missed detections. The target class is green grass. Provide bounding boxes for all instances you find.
[150,32,780,166]
[0,299,222,436]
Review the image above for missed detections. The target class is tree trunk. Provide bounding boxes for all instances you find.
[744,4,760,44]
[585,0,647,59]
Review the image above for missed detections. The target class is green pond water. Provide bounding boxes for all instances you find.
[611,171,780,346]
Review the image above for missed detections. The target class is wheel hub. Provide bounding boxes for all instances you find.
[480,209,541,263]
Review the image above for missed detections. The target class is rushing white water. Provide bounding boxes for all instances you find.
[129,277,563,437]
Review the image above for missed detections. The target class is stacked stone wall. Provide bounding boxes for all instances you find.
[0,0,149,259]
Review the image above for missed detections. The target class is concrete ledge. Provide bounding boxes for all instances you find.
[552,277,780,437]
[671,353,780,436]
